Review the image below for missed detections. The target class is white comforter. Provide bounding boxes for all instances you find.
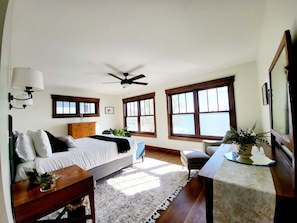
[15,136,137,182]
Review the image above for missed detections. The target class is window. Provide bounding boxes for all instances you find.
[123,93,156,137]
[166,76,236,140]
[52,95,100,118]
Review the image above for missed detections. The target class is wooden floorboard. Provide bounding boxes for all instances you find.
[145,148,206,223]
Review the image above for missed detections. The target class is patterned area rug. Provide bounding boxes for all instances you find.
[94,157,189,223]
[40,157,189,222]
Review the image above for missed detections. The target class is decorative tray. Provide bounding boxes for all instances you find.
[224,152,276,166]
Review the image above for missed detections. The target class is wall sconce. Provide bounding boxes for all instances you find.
[9,93,34,109]
[9,67,44,109]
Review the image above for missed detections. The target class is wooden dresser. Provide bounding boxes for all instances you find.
[68,122,96,139]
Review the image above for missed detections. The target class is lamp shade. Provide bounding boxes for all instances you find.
[12,67,44,92]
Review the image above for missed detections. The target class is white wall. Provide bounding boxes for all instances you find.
[257,0,297,132]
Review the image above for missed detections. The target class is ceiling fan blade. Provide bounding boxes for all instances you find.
[102,81,120,84]
[126,65,144,73]
[132,81,148,85]
[129,74,145,81]
[105,64,123,74]
[108,73,123,81]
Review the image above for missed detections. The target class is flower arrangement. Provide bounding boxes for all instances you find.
[223,122,270,154]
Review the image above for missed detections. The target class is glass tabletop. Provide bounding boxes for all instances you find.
[224,152,276,166]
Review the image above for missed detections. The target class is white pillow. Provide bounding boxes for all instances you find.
[28,130,52,158]
[15,133,36,162]
[58,135,78,148]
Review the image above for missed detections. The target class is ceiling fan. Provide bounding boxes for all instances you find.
[104,64,148,88]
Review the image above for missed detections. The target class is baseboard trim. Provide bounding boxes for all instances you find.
[145,145,180,156]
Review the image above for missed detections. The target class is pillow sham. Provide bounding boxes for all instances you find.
[15,133,36,162]
[45,131,68,152]
[58,135,77,148]
[27,130,52,158]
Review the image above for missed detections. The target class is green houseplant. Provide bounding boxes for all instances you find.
[102,127,131,137]
[223,122,270,158]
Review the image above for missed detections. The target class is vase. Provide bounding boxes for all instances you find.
[237,144,253,159]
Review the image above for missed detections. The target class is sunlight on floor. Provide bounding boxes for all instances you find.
[106,158,185,196]
[107,171,160,196]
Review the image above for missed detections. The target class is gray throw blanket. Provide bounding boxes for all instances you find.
[89,135,130,153]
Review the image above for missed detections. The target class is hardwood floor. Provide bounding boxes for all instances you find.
[145,148,207,223]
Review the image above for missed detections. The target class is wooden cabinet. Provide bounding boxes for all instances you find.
[68,122,96,139]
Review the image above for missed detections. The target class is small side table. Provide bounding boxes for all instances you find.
[13,165,95,223]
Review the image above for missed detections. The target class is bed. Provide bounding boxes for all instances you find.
[10,126,137,183]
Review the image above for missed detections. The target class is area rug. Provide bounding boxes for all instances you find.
[93,157,189,223]
[40,157,189,222]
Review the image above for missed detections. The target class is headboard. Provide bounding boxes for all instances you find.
[8,115,18,183]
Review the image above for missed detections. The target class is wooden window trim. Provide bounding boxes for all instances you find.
[51,94,100,118]
[123,92,156,137]
[165,76,237,141]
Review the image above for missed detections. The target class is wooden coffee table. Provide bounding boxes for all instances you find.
[13,165,95,223]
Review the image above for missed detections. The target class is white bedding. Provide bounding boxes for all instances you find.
[15,135,137,182]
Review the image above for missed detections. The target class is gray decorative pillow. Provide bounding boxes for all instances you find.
[58,135,77,148]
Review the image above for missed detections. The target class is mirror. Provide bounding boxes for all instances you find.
[270,48,289,138]
[269,30,294,152]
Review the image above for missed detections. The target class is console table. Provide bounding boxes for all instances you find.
[198,144,297,223]
[13,165,95,223]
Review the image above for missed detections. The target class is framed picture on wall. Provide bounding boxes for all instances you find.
[105,106,114,114]
[262,83,268,105]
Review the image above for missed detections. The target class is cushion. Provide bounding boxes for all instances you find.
[58,135,77,148]
[27,130,52,158]
[180,150,209,164]
[15,133,36,162]
[45,131,69,152]
[206,145,220,157]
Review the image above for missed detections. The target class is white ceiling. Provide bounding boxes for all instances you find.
[10,0,265,95]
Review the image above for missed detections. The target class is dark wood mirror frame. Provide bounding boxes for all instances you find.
[269,30,297,193]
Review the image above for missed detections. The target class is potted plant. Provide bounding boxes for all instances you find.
[223,122,270,158]
[102,127,131,137]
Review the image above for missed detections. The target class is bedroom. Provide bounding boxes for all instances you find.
[1,0,297,222]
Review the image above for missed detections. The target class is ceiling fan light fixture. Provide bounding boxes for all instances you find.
[122,83,130,88]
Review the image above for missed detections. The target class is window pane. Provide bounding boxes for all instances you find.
[172,94,179,113]
[127,117,138,131]
[186,92,194,112]
[218,87,229,111]
[127,102,138,116]
[208,88,218,111]
[56,101,63,114]
[198,90,208,112]
[140,99,154,115]
[90,103,95,114]
[199,112,230,136]
[70,102,76,114]
[179,94,186,113]
[172,114,195,134]
[140,116,154,132]
[64,101,70,113]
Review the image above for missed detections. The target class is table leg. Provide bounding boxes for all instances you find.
[89,189,96,222]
